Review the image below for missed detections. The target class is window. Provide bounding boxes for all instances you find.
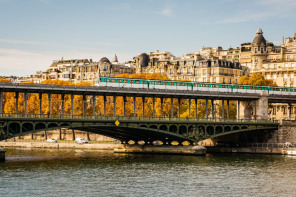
[273,108,276,115]
[273,74,277,80]
[285,64,289,68]
[195,70,199,76]
[212,69,216,75]
[212,77,216,83]
[292,64,295,68]
[103,65,108,71]
[180,69,183,74]
[267,74,270,79]
[294,55,296,61]
[203,78,206,82]
[170,69,173,75]
[203,69,206,75]
[160,69,164,74]
[187,68,191,74]
[255,57,258,62]
[63,74,70,78]
[287,55,291,61]
[223,78,225,83]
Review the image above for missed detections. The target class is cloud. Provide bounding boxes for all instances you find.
[162,8,172,16]
[80,42,121,47]
[0,48,135,76]
[0,39,48,45]
[206,0,296,24]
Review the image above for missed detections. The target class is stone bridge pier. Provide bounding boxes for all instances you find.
[238,91,268,120]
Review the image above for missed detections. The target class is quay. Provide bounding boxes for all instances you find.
[114,145,206,155]
[0,142,206,155]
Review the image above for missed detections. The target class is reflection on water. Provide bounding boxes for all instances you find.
[1,148,296,197]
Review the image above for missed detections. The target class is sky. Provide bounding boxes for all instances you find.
[1,0,296,76]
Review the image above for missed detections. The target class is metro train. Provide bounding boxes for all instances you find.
[95,77,296,96]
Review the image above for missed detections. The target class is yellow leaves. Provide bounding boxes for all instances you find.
[116,73,170,81]
[0,78,10,83]
[239,73,277,86]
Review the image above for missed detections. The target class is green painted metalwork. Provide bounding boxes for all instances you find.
[101,77,296,92]
[0,113,279,144]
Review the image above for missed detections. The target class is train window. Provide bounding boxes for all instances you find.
[158,81,163,85]
[169,82,174,86]
[135,80,140,84]
[111,79,116,83]
[123,80,128,83]
[180,83,185,86]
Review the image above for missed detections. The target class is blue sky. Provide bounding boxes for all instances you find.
[1,0,296,76]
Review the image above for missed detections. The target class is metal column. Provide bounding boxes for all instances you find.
[133,96,136,117]
[171,98,173,118]
[15,92,19,114]
[71,94,74,116]
[160,98,163,117]
[39,93,42,115]
[48,93,51,115]
[104,95,106,116]
[92,95,96,116]
[113,96,116,116]
[82,95,86,116]
[206,99,208,119]
[178,98,181,118]
[211,100,214,119]
[24,92,28,116]
[238,100,240,120]
[222,100,225,119]
[152,97,155,118]
[142,97,145,117]
[123,96,126,117]
[227,100,230,119]
[61,94,64,117]
[254,101,257,120]
[195,99,198,119]
[188,98,191,118]
[0,92,2,115]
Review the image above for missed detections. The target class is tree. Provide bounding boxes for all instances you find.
[239,73,277,86]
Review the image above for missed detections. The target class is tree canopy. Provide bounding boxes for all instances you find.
[238,73,277,86]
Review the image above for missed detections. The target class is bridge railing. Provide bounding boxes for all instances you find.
[0,113,278,124]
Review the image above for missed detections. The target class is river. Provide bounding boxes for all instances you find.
[1,148,296,197]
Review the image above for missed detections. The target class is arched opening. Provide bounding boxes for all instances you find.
[206,126,214,135]
[215,126,223,134]
[179,125,187,136]
[149,125,158,130]
[35,123,46,130]
[9,123,20,134]
[159,125,168,131]
[22,123,33,133]
[48,123,58,128]
[241,126,248,130]
[233,126,240,130]
[139,125,147,128]
[169,125,177,133]
[224,126,231,132]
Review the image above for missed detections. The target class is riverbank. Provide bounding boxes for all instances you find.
[0,142,121,150]
[207,146,296,155]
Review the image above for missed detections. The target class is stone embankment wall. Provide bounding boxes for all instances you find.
[17,129,114,142]
[0,142,122,150]
[267,122,296,144]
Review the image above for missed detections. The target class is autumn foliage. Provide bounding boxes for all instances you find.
[0,74,237,118]
[238,73,277,86]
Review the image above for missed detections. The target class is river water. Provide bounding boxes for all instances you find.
[1,148,296,197]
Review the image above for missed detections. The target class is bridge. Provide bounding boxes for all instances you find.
[0,83,285,144]
[0,114,278,144]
